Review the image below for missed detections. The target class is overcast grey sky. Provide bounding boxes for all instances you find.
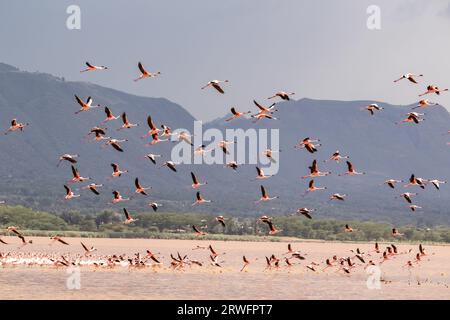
[1,0,449,121]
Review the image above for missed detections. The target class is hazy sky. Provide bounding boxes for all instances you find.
[1,0,450,121]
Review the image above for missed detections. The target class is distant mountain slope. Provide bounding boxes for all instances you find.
[0,63,449,226]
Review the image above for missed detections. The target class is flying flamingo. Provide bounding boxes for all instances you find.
[393,73,423,84]
[409,205,422,212]
[255,185,279,203]
[122,208,138,224]
[80,242,97,256]
[324,150,349,163]
[192,192,211,206]
[57,154,79,167]
[383,179,403,189]
[392,228,404,237]
[4,119,29,135]
[306,179,326,193]
[149,202,161,212]
[262,149,279,163]
[428,179,446,190]
[260,217,281,235]
[134,62,161,81]
[160,161,177,172]
[50,236,69,245]
[399,192,417,204]
[64,185,80,200]
[215,216,226,228]
[364,104,384,115]
[102,107,120,123]
[268,91,295,101]
[145,153,161,165]
[112,190,130,204]
[295,137,321,153]
[296,207,315,219]
[191,172,207,189]
[404,174,426,189]
[142,116,160,138]
[240,256,250,272]
[82,183,102,195]
[192,225,207,236]
[338,161,365,176]
[74,95,100,114]
[412,100,439,109]
[330,193,346,201]
[70,166,90,183]
[251,113,278,122]
[135,178,151,195]
[225,107,251,122]
[117,113,138,130]
[301,160,331,179]
[105,138,128,152]
[396,112,425,125]
[80,62,108,72]
[253,100,277,114]
[255,167,272,180]
[201,80,229,94]
[110,163,128,178]
[419,85,448,96]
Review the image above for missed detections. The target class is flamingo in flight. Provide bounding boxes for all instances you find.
[70,166,90,183]
[80,62,108,72]
[110,163,128,178]
[364,104,384,115]
[225,161,239,170]
[419,85,448,97]
[268,91,295,101]
[218,140,234,154]
[428,179,447,190]
[134,62,161,81]
[191,172,207,189]
[82,183,102,195]
[295,137,321,153]
[74,95,100,114]
[324,150,349,163]
[105,138,127,152]
[253,100,277,114]
[392,228,404,237]
[57,154,79,167]
[123,208,138,224]
[396,112,425,124]
[4,118,29,135]
[149,202,161,212]
[262,149,278,163]
[192,192,211,206]
[225,107,251,122]
[80,242,97,256]
[142,116,160,138]
[255,185,279,203]
[102,106,120,123]
[88,127,110,142]
[296,207,315,219]
[399,192,417,204]
[412,99,439,109]
[112,190,130,204]
[160,161,177,172]
[338,161,365,176]
[135,178,151,195]
[251,113,278,122]
[260,217,281,235]
[146,153,161,165]
[192,225,207,236]
[330,193,346,201]
[215,216,226,228]
[255,166,272,180]
[344,224,354,232]
[306,179,326,193]
[393,73,423,84]
[383,179,403,189]
[301,160,331,179]
[404,174,426,189]
[172,131,193,146]
[201,80,229,94]
[64,185,80,200]
[117,113,138,130]
[409,205,422,212]
[50,236,69,245]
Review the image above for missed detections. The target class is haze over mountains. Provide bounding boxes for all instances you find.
[1,63,449,226]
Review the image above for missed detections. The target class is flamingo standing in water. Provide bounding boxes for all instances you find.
[134,62,161,81]
[201,80,229,94]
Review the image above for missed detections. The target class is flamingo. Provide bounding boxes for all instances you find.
[105,138,127,152]
[330,193,346,201]
[412,99,439,109]
[296,207,314,219]
[111,163,128,178]
[123,208,138,224]
[344,224,354,232]
[295,137,321,153]
[192,225,207,236]
[383,179,403,189]
[135,178,151,195]
[147,132,169,145]
[88,127,110,142]
[215,216,226,228]
[255,185,279,203]
[251,113,278,122]
[80,62,108,72]
[253,100,277,114]
[394,73,423,84]
[80,242,97,256]
[301,160,331,179]
[161,124,172,137]
[74,95,100,114]
[396,112,425,125]
[64,185,80,200]
[409,205,422,212]
[192,192,211,206]
[404,174,426,189]
[117,113,138,130]
[260,217,281,235]
[255,166,272,180]
[57,154,79,167]
[160,161,177,172]
[240,256,250,272]
[149,202,161,212]
[364,103,384,115]
[399,192,417,204]
[4,118,29,135]
[419,85,448,96]
[70,166,90,183]
[142,116,160,138]
[218,140,234,154]
[82,183,102,195]
[392,228,404,237]
[134,62,161,81]
[262,149,279,163]
[428,179,447,190]
[50,236,69,245]
[112,190,130,204]
[191,172,207,189]
[102,106,120,123]
[268,91,295,101]
[225,161,239,170]
[225,107,251,122]
[306,179,326,193]
[146,153,161,165]
[201,80,229,94]
[324,150,349,163]
[338,161,365,176]
[195,145,213,155]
